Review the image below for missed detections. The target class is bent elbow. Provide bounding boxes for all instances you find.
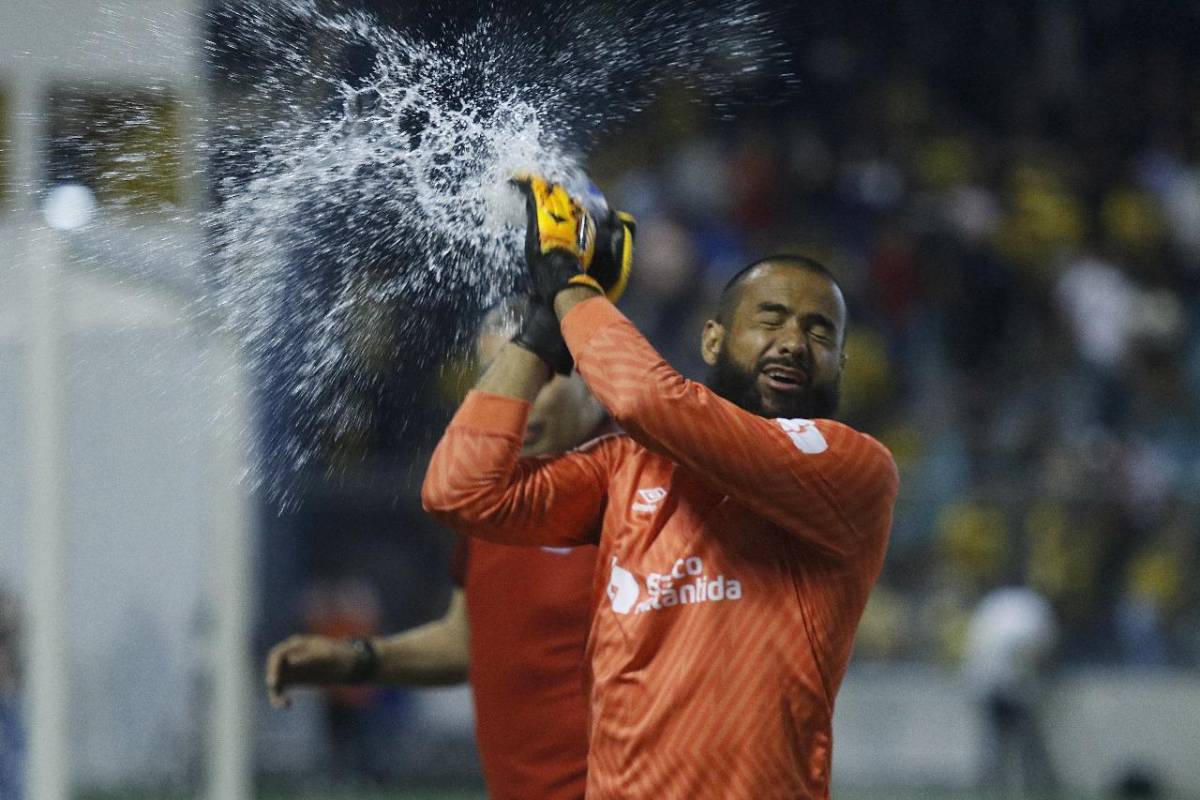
[421,465,503,531]
[419,473,447,516]
[420,464,468,523]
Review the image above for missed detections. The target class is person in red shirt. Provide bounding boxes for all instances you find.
[265,301,608,800]
[423,177,899,799]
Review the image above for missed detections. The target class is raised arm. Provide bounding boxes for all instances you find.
[555,289,897,558]
[421,342,612,547]
[423,176,632,545]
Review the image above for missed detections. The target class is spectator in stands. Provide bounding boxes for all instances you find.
[963,584,1060,797]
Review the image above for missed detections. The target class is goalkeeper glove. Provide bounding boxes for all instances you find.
[509,176,637,373]
[512,175,600,301]
[512,174,637,303]
[589,207,637,303]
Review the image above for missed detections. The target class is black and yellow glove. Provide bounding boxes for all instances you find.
[512,175,637,301]
[512,175,601,302]
[510,175,637,374]
[589,208,636,303]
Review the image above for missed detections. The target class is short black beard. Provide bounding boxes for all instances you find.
[706,349,840,419]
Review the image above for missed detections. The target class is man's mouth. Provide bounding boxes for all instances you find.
[759,364,808,395]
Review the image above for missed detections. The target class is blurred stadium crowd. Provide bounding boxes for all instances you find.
[588,1,1200,669]
[250,0,1200,716]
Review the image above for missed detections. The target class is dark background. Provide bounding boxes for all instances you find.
[206,0,1200,769]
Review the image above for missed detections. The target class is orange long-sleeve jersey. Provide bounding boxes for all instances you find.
[423,297,898,800]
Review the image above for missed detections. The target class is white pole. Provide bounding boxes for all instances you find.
[25,230,70,800]
[178,8,253,793]
[208,337,254,800]
[25,229,69,800]
[18,68,72,800]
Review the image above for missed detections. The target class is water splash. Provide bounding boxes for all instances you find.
[206,0,790,494]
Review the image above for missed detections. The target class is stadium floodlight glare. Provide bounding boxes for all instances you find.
[42,183,97,230]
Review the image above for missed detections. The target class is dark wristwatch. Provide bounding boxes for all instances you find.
[344,637,378,684]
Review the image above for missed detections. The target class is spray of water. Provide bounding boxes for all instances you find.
[205,0,790,494]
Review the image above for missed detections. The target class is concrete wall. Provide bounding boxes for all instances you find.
[834,664,1200,795]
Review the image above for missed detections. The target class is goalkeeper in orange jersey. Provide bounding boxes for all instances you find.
[422,176,898,799]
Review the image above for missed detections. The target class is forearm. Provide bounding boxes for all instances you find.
[370,591,469,686]
[370,624,469,686]
[476,341,551,401]
[556,294,692,442]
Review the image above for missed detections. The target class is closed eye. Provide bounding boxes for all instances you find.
[756,302,790,327]
[805,313,838,343]
[808,326,833,342]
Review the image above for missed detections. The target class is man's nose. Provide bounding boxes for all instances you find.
[774,322,807,357]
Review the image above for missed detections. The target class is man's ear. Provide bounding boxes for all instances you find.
[701,320,725,367]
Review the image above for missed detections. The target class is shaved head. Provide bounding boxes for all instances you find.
[702,255,847,419]
[718,255,843,327]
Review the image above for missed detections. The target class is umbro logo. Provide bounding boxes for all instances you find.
[638,487,666,503]
[632,486,666,514]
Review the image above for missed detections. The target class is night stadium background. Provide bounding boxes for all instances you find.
[1,1,1198,798]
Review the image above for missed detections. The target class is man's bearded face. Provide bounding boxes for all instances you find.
[702,264,846,420]
[707,343,841,420]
